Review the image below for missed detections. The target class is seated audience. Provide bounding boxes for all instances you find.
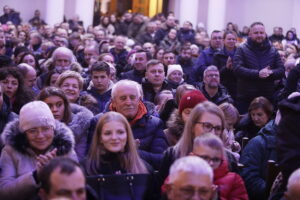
[37,87,93,162]
[0,101,77,200]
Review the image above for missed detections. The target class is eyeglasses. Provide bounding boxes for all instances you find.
[196,122,223,134]
[25,126,53,136]
[196,155,223,164]
[206,74,219,78]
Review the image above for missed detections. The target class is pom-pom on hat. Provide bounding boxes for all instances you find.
[179,90,207,114]
[167,64,183,78]
[19,101,56,132]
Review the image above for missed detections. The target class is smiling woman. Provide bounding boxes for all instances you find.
[0,101,77,200]
[84,111,149,175]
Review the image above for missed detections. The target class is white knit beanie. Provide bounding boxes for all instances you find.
[19,101,56,132]
[167,64,183,78]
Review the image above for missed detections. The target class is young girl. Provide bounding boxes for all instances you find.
[84,111,149,175]
[37,87,93,162]
[192,133,248,200]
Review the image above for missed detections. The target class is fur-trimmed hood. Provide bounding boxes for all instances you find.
[166,109,185,138]
[1,119,75,156]
[164,109,185,146]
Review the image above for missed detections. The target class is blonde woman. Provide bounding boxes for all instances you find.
[159,101,237,187]
[84,111,149,175]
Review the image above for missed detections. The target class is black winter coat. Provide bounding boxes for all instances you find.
[277,95,300,188]
[142,79,173,103]
[233,38,284,100]
[120,69,145,84]
[235,114,262,145]
[278,64,300,100]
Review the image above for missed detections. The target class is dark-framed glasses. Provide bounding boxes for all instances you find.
[196,122,223,134]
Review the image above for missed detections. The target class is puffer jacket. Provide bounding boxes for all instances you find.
[239,120,277,200]
[214,159,248,200]
[69,103,93,162]
[0,120,77,200]
[233,38,284,100]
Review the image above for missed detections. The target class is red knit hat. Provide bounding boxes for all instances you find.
[179,90,207,114]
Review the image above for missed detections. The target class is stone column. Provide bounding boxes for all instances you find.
[45,0,65,26]
[74,0,94,28]
[207,0,226,34]
[178,0,199,27]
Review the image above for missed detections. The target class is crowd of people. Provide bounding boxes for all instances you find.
[1,4,300,200]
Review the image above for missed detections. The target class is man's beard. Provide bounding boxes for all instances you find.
[208,82,219,89]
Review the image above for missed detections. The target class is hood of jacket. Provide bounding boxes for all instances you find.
[1,119,75,156]
[166,109,185,138]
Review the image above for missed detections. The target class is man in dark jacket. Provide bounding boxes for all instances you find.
[269,26,284,43]
[239,119,278,200]
[109,36,128,77]
[115,12,132,36]
[39,157,98,200]
[177,21,195,44]
[88,79,168,169]
[136,22,157,45]
[233,22,284,114]
[127,13,146,40]
[0,5,21,25]
[193,30,223,82]
[121,50,152,84]
[87,61,113,113]
[177,46,196,84]
[196,65,233,105]
[142,59,172,103]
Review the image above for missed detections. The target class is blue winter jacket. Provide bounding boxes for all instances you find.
[239,120,277,200]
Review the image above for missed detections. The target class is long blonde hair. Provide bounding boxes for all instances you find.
[86,111,148,175]
[174,101,225,158]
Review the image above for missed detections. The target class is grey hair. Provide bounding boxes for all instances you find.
[51,47,76,63]
[111,79,142,100]
[287,168,300,192]
[203,65,219,77]
[168,155,213,183]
